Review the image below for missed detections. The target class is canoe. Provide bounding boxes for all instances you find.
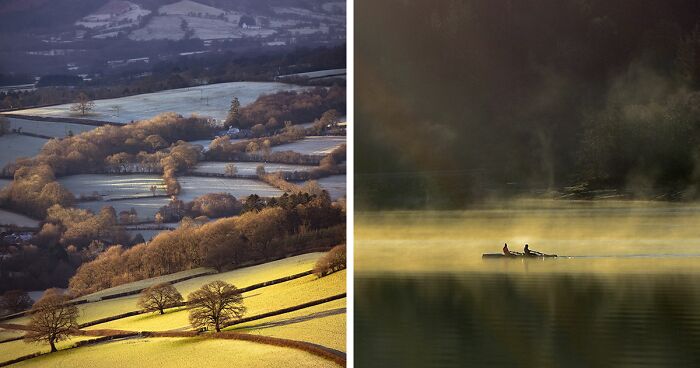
[482,253,557,258]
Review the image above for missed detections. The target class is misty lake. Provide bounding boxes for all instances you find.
[355,199,700,367]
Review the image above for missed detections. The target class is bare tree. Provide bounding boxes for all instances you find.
[0,290,33,314]
[224,163,238,177]
[24,289,79,352]
[70,93,95,116]
[187,281,246,332]
[138,283,183,315]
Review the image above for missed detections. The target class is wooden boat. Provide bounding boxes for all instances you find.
[482,252,557,258]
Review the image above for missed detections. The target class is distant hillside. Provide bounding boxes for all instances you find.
[0,0,345,76]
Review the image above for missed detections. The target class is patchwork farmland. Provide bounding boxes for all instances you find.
[0,66,346,367]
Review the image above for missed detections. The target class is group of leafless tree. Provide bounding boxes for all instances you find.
[0,289,33,315]
[155,193,243,223]
[205,124,307,162]
[233,86,346,130]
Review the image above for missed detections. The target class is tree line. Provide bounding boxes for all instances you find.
[69,191,345,296]
[1,45,345,111]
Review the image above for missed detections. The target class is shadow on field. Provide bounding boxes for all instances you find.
[234,308,346,331]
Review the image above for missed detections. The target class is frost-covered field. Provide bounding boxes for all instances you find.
[193,161,316,175]
[271,136,345,155]
[272,6,345,23]
[5,117,95,137]
[159,0,226,17]
[314,174,346,199]
[76,197,171,221]
[128,15,187,41]
[0,209,40,227]
[0,134,47,169]
[75,0,150,31]
[176,176,284,202]
[129,15,275,41]
[11,82,308,124]
[58,174,166,200]
[279,68,346,79]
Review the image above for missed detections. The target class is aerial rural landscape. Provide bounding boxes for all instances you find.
[0,0,346,366]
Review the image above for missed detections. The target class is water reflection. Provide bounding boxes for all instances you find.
[356,273,700,367]
[355,201,700,367]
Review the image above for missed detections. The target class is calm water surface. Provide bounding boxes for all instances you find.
[356,200,700,367]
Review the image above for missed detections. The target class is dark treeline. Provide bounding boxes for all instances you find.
[69,191,345,296]
[0,205,139,292]
[1,45,345,111]
[356,0,700,208]
[0,113,212,218]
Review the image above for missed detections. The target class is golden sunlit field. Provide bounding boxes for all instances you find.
[0,327,23,341]
[1,252,345,367]
[87,270,346,333]
[4,253,325,327]
[10,338,341,368]
[229,298,346,352]
[0,336,97,363]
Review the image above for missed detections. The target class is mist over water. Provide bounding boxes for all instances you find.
[355,199,700,367]
[356,199,700,274]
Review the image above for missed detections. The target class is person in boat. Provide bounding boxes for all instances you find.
[524,244,542,256]
[503,243,511,255]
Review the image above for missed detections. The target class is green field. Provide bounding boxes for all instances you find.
[10,337,341,368]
